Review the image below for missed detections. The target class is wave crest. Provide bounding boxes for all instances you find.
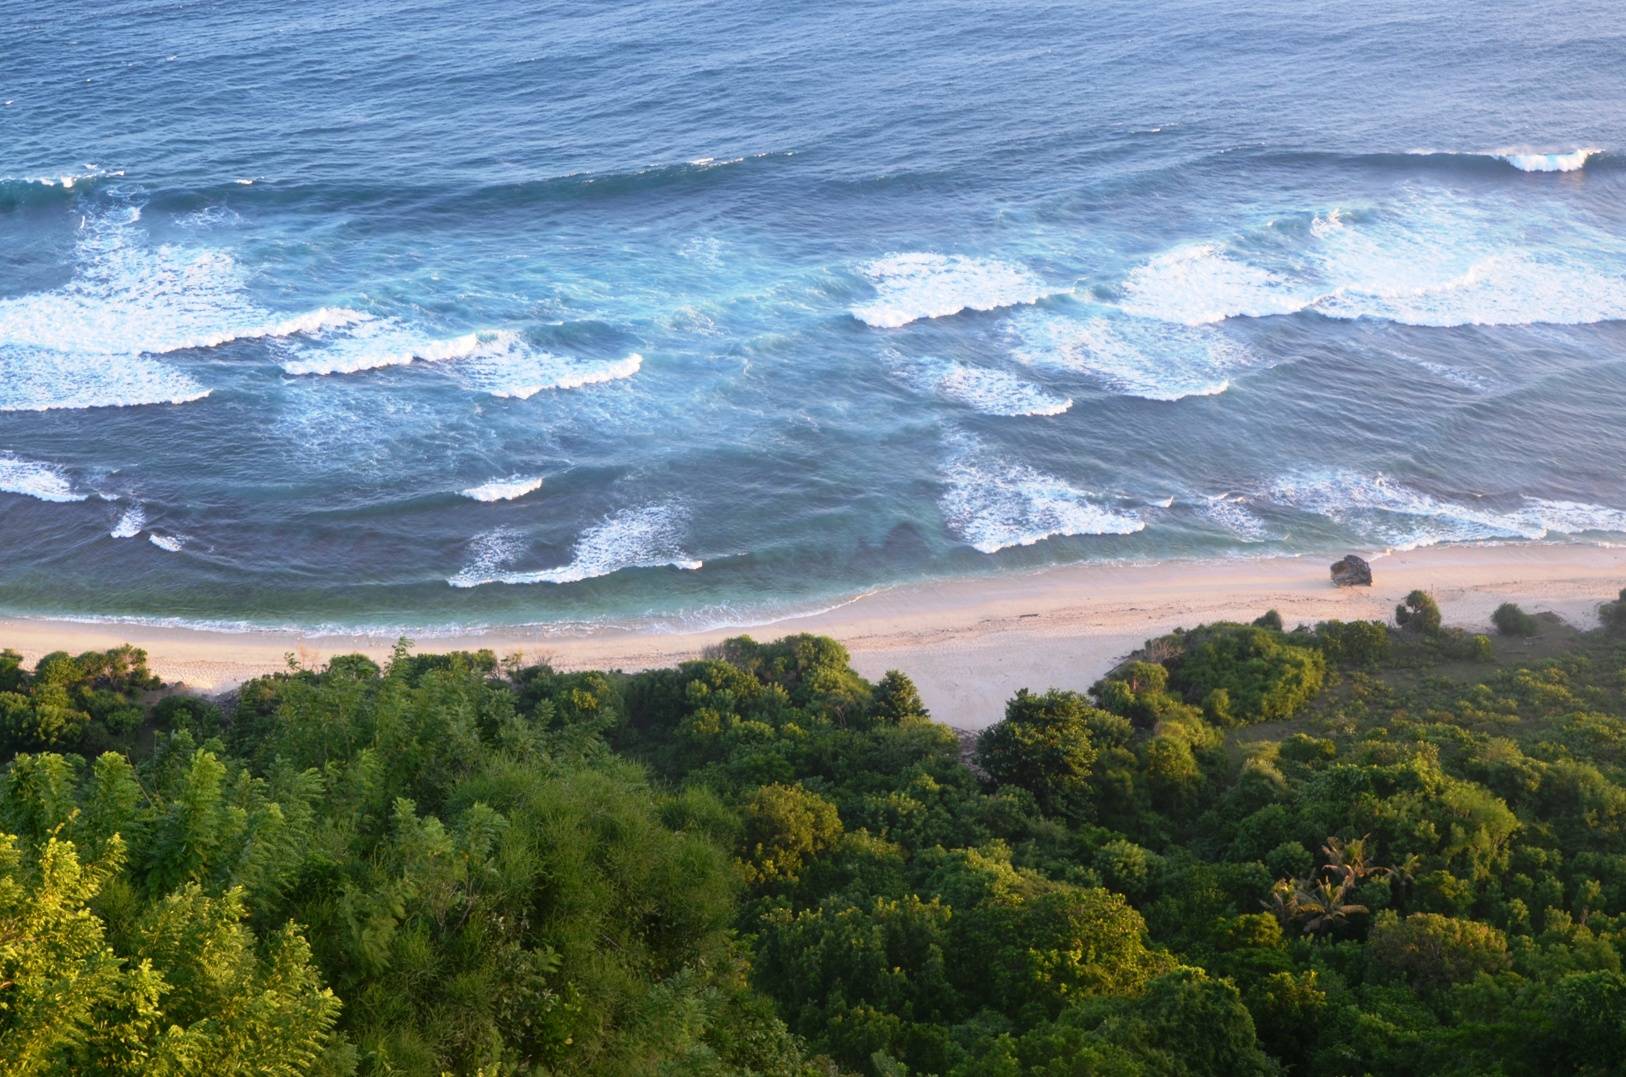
[448,504,701,587]
[939,436,1143,553]
[853,253,1052,328]
[460,475,544,502]
[1012,311,1247,400]
[0,453,87,503]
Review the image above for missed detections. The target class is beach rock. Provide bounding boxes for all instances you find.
[1330,554,1372,588]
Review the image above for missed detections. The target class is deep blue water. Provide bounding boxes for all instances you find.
[3,1,1625,633]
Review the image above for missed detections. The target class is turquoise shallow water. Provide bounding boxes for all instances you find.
[3,1,1626,633]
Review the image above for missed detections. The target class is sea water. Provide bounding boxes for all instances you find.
[3,0,1625,633]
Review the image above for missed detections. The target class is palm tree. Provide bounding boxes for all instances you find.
[1263,878,1299,928]
[1322,834,1386,885]
[1293,876,1368,936]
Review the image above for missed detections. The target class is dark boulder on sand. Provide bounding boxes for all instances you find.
[1330,554,1372,587]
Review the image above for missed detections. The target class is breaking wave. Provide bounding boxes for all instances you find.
[448,504,702,587]
[110,505,147,538]
[1011,310,1248,400]
[1269,470,1626,549]
[852,253,1053,328]
[0,453,87,502]
[938,435,1144,553]
[461,475,545,502]
[1116,190,1626,329]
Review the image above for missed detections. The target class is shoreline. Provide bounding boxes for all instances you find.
[3,542,1623,730]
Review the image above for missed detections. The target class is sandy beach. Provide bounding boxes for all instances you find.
[4,543,1623,730]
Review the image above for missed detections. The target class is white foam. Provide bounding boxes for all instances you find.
[0,453,87,502]
[147,533,185,552]
[1495,148,1600,173]
[1119,243,1312,326]
[1120,192,1626,330]
[282,319,642,396]
[1313,247,1626,328]
[0,207,366,410]
[281,324,507,376]
[1519,499,1626,536]
[462,351,643,399]
[853,253,1052,328]
[1199,494,1272,542]
[1011,311,1245,400]
[11,167,125,189]
[461,475,544,502]
[110,505,146,538]
[934,362,1072,416]
[446,527,526,587]
[938,436,1143,553]
[1266,470,1626,549]
[0,349,213,412]
[0,207,361,359]
[449,504,701,587]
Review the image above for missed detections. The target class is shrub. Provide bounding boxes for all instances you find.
[1252,610,1284,632]
[1313,620,1391,668]
[1435,630,1494,662]
[1492,602,1540,637]
[871,670,926,724]
[1395,590,1442,635]
[737,782,843,887]
[1170,625,1326,725]
[1601,589,1626,633]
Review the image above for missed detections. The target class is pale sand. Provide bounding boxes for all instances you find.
[3,543,1623,730]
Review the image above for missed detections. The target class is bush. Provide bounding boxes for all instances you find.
[1435,630,1493,662]
[1601,589,1626,633]
[1492,602,1540,637]
[737,782,843,887]
[1170,625,1326,726]
[1252,610,1284,632]
[1313,620,1391,668]
[1395,590,1442,635]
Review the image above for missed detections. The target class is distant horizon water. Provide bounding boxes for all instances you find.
[4,1,1626,634]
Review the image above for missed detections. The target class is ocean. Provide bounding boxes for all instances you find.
[3,0,1625,635]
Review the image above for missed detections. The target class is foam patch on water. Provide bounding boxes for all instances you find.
[461,351,643,399]
[0,205,369,410]
[281,323,511,376]
[1119,191,1626,329]
[939,435,1144,553]
[0,453,87,502]
[0,349,213,413]
[1011,311,1247,400]
[148,533,186,552]
[446,527,527,587]
[1268,470,1626,549]
[8,166,125,189]
[933,362,1072,416]
[461,475,544,502]
[853,253,1052,328]
[283,319,643,396]
[1312,246,1626,327]
[0,206,363,358]
[1199,494,1274,542]
[110,505,146,538]
[448,504,702,587]
[1119,243,1313,325]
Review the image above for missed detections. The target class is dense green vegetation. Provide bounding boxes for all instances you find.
[5,592,1626,1073]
